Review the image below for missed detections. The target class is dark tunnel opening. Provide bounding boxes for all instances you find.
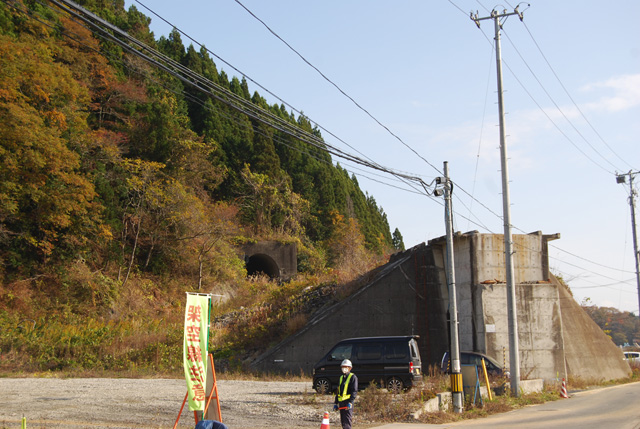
[245,253,280,279]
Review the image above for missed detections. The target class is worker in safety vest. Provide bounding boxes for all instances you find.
[333,359,358,429]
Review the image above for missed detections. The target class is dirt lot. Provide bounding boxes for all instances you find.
[0,378,366,428]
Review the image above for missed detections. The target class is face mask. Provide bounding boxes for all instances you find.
[341,367,350,375]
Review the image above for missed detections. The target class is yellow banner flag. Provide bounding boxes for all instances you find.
[183,293,210,411]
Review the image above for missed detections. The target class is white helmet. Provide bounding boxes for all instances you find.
[341,359,352,368]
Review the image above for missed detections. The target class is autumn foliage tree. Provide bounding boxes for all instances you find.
[582,301,640,346]
[0,27,104,271]
[325,210,379,281]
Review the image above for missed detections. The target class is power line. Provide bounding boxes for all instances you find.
[449,0,631,179]
[470,18,614,175]
[10,0,450,238]
[548,253,635,284]
[570,281,636,291]
[467,45,495,231]
[521,20,637,172]
[50,0,394,177]
[229,0,545,237]
[34,0,445,205]
[502,27,622,173]
[231,0,443,176]
[132,0,436,199]
[446,1,637,285]
[446,0,468,15]
[131,1,386,176]
[550,244,637,275]
[139,0,509,237]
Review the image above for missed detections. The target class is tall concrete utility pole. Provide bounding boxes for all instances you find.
[471,6,525,396]
[616,171,640,318]
[441,161,463,413]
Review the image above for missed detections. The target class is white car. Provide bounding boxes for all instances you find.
[623,351,640,361]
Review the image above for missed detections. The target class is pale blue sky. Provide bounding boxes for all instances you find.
[124,0,640,314]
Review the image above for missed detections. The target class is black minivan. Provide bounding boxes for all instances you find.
[312,336,423,394]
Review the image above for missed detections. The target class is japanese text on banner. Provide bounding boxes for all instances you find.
[183,294,210,411]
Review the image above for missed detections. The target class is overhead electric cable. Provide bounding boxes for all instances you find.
[44,0,440,201]
[230,0,528,235]
[521,20,637,172]
[2,0,428,219]
[467,45,496,231]
[549,244,637,274]
[470,20,613,174]
[231,0,443,176]
[453,193,493,232]
[447,0,468,15]
[49,0,361,168]
[135,0,499,230]
[131,0,390,176]
[570,281,636,291]
[502,28,622,173]
[131,0,437,199]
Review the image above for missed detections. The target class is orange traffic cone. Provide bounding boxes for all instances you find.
[560,378,568,398]
[320,411,330,429]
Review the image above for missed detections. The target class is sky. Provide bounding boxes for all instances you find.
[122,0,640,314]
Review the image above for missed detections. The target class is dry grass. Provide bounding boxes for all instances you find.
[356,383,416,423]
[414,389,560,424]
[626,359,640,371]
[285,313,309,335]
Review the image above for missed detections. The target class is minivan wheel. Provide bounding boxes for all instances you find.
[387,377,404,393]
[314,378,331,394]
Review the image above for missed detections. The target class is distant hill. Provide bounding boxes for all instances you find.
[581,302,640,346]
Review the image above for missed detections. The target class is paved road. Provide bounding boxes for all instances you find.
[372,381,640,429]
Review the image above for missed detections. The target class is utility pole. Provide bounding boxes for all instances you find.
[440,161,463,413]
[616,171,640,318]
[471,6,524,396]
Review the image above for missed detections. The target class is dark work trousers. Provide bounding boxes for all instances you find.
[339,406,353,429]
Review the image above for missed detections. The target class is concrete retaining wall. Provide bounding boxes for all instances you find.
[250,245,449,375]
[250,232,632,383]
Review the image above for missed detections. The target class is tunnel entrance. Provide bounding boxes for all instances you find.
[246,253,280,279]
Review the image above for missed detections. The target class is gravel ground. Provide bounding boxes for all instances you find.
[0,378,366,429]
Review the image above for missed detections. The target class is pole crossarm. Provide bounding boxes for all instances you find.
[470,5,525,26]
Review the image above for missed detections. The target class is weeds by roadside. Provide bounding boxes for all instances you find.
[352,383,561,425]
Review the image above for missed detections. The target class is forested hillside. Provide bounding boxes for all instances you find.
[0,0,402,374]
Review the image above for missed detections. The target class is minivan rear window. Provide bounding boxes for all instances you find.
[357,344,382,360]
[409,341,419,359]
